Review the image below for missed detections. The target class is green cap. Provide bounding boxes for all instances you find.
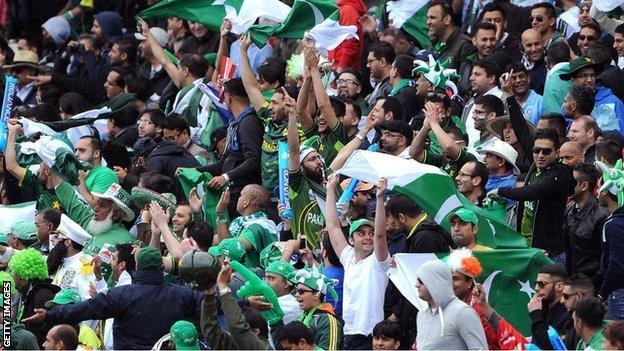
[92,183,135,222]
[448,208,479,226]
[170,320,200,350]
[208,238,246,262]
[559,55,599,80]
[136,246,163,270]
[45,289,81,308]
[0,232,8,245]
[259,243,283,269]
[203,52,217,66]
[265,260,294,279]
[348,218,375,237]
[10,221,38,242]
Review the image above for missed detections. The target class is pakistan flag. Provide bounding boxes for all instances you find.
[390,249,552,335]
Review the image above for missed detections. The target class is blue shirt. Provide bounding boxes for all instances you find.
[486,171,517,207]
[520,90,543,124]
[591,86,624,134]
[322,266,344,317]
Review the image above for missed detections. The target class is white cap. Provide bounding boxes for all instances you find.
[476,139,521,176]
[135,27,168,47]
[57,214,92,246]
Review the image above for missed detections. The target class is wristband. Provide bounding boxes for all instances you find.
[219,287,232,295]
[223,173,230,182]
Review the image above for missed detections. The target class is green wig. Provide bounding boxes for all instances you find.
[8,248,48,281]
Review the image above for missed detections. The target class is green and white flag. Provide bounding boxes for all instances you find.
[338,150,527,249]
[139,0,290,34]
[379,0,430,48]
[0,202,36,233]
[389,249,551,335]
[304,10,358,57]
[249,0,337,48]
[177,168,223,230]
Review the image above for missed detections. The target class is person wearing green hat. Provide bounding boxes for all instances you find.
[49,173,134,262]
[265,260,300,325]
[8,248,60,346]
[0,271,40,350]
[448,208,492,251]
[22,245,204,349]
[277,266,344,350]
[559,55,624,134]
[8,221,39,250]
[325,176,390,350]
[44,289,101,350]
[169,320,201,350]
[213,184,277,268]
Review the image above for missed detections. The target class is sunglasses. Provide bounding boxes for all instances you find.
[578,35,596,41]
[296,288,315,295]
[532,147,553,156]
[535,280,553,288]
[563,291,586,300]
[530,16,544,22]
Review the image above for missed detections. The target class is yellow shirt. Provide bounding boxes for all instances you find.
[79,324,101,350]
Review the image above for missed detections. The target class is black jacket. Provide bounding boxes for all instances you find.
[46,270,203,350]
[137,61,172,98]
[108,126,139,149]
[147,141,201,201]
[529,302,570,350]
[50,48,110,105]
[563,196,608,276]
[21,279,60,347]
[198,106,262,191]
[500,96,574,254]
[599,207,624,299]
[429,28,476,70]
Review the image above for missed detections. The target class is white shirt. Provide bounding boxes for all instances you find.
[103,270,132,350]
[279,293,301,325]
[52,253,97,302]
[557,6,580,38]
[339,246,390,336]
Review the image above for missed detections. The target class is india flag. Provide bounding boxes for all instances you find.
[377,0,430,48]
[390,250,551,335]
[338,150,527,249]
[248,0,338,48]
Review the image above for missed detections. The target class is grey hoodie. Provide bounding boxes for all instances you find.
[416,260,488,350]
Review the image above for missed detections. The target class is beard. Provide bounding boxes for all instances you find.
[303,166,324,184]
[88,212,114,235]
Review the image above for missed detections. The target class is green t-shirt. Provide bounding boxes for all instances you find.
[85,165,119,193]
[427,115,467,155]
[20,169,63,211]
[260,107,287,193]
[520,171,541,246]
[289,167,326,249]
[239,223,277,268]
[576,323,607,351]
[424,147,477,179]
[304,122,350,166]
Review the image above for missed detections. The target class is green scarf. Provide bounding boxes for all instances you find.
[388,79,412,97]
[229,211,269,237]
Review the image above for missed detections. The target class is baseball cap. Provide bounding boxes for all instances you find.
[348,218,375,237]
[136,246,163,270]
[447,208,479,226]
[135,27,169,47]
[45,289,81,308]
[170,320,200,350]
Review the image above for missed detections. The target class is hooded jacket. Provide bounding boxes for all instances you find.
[415,260,488,350]
[93,11,124,43]
[147,141,200,201]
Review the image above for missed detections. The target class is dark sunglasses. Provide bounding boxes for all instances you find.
[563,291,586,300]
[296,288,315,295]
[578,35,596,41]
[532,147,553,156]
[530,16,544,22]
[535,280,552,288]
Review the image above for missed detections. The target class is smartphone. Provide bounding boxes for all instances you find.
[299,236,307,251]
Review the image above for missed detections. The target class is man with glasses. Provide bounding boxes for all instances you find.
[530,3,564,49]
[365,41,395,107]
[527,264,570,350]
[161,114,210,162]
[336,68,370,116]
[559,274,595,349]
[574,23,601,56]
[34,209,61,256]
[455,161,489,206]
[325,176,390,350]
[378,120,412,159]
[560,56,624,134]
[137,109,164,141]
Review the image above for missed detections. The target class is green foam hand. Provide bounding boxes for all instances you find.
[230,261,284,325]
[596,159,624,207]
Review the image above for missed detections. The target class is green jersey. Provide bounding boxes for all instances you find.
[85,165,119,193]
[260,106,287,193]
[304,122,350,166]
[19,169,63,211]
[521,171,541,246]
[427,115,467,155]
[289,167,326,249]
[423,147,477,179]
[238,223,277,268]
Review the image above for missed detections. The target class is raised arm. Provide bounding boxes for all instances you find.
[138,18,181,87]
[149,202,183,260]
[212,19,233,83]
[307,48,339,130]
[239,33,266,110]
[374,177,389,262]
[427,103,460,159]
[330,111,377,171]
[410,118,431,162]
[286,93,301,171]
[5,120,26,181]
[325,174,349,257]
[297,52,315,132]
